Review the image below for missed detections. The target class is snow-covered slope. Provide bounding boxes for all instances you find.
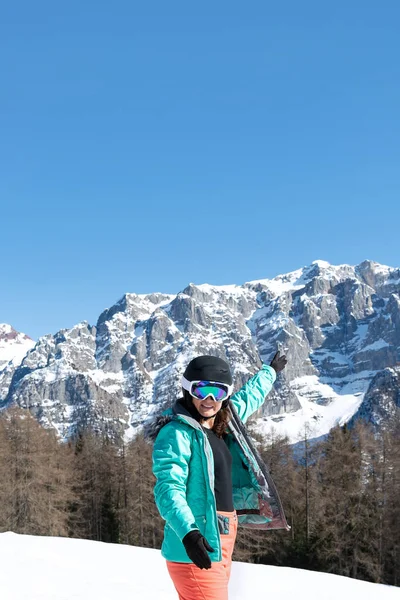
[1,260,399,443]
[0,532,397,600]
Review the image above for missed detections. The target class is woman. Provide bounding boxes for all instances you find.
[148,352,289,600]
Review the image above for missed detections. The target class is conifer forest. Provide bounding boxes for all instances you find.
[0,407,398,587]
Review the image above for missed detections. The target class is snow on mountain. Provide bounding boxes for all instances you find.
[252,375,365,442]
[0,324,35,404]
[1,260,399,443]
[0,324,34,369]
[0,532,397,600]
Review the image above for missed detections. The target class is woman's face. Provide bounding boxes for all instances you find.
[191,396,223,419]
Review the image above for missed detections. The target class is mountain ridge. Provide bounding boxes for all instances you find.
[1,259,399,443]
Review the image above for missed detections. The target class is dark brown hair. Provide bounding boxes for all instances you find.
[209,403,232,438]
[181,390,232,438]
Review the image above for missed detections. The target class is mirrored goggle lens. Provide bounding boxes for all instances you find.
[191,381,229,401]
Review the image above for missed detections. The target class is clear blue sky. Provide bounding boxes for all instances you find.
[1,1,399,339]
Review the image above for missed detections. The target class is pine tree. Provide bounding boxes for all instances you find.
[0,407,76,536]
[313,423,380,581]
[117,433,164,549]
[72,430,120,542]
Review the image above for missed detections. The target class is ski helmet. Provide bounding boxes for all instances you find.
[181,355,233,421]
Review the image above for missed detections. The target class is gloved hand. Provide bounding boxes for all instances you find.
[182,530,214,569]
[270,350,287,373]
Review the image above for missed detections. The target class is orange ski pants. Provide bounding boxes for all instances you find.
[166,510,238,600]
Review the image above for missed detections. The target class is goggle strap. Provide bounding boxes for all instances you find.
[181,375,194,393]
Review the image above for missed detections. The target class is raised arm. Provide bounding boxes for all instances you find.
[152,422,199,540]
[230,365,276,424]
[230,351,287,424]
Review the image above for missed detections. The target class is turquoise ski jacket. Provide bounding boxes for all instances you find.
[150,364,289,563]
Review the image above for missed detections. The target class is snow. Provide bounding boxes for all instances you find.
[87,369,124,393]
[312,259,331,268]
[361,339,390,352]
[247,261,357,298]
[197,283,244,295]
[353,322,370,345]
[0,532,397,600]
[387,278,400,285]
[369,262,393,275]
[0,324,35,370]
[248,267,306,296]
[253,375,365,443]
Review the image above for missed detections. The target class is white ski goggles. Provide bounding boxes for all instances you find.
[181,376,233,402]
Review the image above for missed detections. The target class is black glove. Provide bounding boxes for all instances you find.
[270,350,287,373]
[182,530,214,569]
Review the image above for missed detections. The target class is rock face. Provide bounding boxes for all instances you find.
[0,324,35,404]
[0,260,399,442]
[350,366,400,427]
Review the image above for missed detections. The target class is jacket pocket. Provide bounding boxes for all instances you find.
[217,514,230,535]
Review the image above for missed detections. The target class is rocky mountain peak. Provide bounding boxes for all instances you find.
[1,260,399,443]
[0,324,34,368]
[0,323,32,342]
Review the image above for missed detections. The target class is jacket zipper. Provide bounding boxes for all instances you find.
[201,430,222,560]
[176,415,222,560]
